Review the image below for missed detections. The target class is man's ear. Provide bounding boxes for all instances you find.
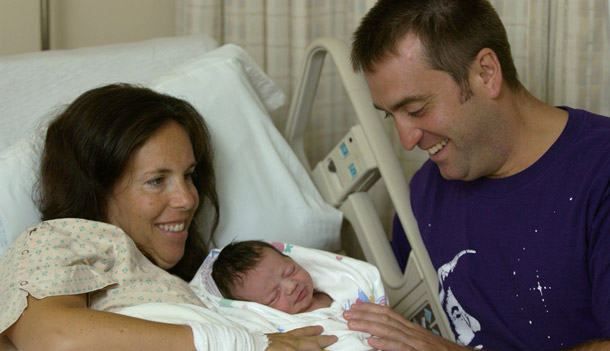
[474,48,502,99]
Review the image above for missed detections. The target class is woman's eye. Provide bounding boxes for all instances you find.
[184,172,194,181]
[383,112,393,119]
[146,177,164,186]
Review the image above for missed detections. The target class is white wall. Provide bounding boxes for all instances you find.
[0,0,176,56]
[0,0,40,55]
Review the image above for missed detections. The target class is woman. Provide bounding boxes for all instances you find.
[0,84,336,351]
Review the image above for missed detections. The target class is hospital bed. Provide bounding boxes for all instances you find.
[0,34,454,344]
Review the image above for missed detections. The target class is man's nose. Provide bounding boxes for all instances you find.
[394,117,423,151]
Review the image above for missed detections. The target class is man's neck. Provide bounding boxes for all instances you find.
[495,91,569,177]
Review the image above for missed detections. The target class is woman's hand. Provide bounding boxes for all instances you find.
[266,326,337,351]
[343,303,463,351]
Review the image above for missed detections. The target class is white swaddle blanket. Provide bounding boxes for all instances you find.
[189,242,387,351]
[120,302,269,350]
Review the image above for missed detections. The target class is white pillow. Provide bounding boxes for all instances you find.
[0,44,342,259]
[150,44,342,251]
[0,35,218,151]
[0,133,44,258]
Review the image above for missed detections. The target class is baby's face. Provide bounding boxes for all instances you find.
[231,247,315,314]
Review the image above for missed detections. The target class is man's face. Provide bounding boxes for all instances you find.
[364,34,511,181]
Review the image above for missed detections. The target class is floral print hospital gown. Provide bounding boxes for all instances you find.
[0,218,204,333]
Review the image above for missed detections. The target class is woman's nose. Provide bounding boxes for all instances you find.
[170,180,197,210]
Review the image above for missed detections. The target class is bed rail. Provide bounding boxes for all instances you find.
[284,37,455,341]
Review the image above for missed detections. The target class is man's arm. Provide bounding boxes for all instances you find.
[563,339,610,351]
[343,303,466,351]
[344,303,610,351]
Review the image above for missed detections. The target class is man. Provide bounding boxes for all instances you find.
[343,0,610,350]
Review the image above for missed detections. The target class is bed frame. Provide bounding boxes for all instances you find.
[284,37,455,341]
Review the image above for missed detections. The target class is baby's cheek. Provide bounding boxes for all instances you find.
[275,298,293,314]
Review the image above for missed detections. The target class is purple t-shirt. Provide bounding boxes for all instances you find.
[392,107,610,350]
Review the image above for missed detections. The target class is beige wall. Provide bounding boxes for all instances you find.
[0,0,176,56]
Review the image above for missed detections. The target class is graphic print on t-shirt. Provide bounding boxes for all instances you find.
[438,249,482,348]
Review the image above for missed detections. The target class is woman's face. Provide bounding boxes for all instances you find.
[106,121,200,270]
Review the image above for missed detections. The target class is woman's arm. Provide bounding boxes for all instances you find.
[6,294,194,351]
[0,333,18,350]
[5,294,336,351]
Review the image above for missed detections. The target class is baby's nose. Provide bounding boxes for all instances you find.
[282,279,297,295]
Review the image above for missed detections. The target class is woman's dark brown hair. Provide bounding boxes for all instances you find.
[37,83,219,281]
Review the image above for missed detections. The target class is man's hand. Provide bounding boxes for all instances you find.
[344,303,464,351]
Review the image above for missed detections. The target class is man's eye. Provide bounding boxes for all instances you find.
[383,112,393,119]
[407,107,426,117]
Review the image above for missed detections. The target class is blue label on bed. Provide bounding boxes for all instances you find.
[340,142,349,157]
[349,163,357,179]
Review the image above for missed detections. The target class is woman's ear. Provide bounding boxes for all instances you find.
[474,48,502,99]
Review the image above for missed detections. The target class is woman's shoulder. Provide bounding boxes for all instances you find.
[3,218,120,257]
[25,218,129,246]
[36,218,124,233]
[0,218,133,333]
[3,218,136,275]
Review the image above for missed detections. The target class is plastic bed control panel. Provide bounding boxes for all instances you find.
[312,125,380,207]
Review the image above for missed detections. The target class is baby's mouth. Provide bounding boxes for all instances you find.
[295,286,308,303]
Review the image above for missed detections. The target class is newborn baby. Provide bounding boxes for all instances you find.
[212,240,333,313]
